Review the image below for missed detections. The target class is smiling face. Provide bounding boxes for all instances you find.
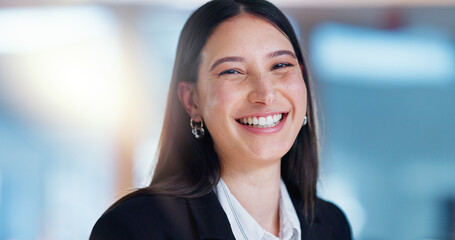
[193,14,307,168]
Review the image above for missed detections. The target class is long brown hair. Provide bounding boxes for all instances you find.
[108,0,319,219]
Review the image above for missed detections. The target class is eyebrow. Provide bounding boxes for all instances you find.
[209,56,245,71]
[209,50,297,72]
[267,50,297,59]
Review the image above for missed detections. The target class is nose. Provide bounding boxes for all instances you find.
[247,74,275,106]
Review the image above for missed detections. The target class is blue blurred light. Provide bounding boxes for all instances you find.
[310,22,455,86]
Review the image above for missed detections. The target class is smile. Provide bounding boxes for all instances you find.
[235,113,285,128]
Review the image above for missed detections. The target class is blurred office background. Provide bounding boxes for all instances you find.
[0,0,454,239]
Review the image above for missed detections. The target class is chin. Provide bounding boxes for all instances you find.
[247,144,292,163]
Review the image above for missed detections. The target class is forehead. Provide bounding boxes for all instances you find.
[200,14,294,62]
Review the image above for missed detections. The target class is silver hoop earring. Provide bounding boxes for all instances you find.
[303,115,308,126]
[190,116,205,139]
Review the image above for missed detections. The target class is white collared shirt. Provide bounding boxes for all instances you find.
[214,178,301,240]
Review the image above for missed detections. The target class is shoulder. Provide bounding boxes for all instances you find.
[90,192,193,240]
[313,198,352,240]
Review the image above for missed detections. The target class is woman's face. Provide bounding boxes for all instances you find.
[195,14,307,167]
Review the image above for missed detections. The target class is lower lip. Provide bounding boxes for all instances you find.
[236,114,287,135]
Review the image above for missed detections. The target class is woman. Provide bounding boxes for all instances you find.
[90,0,352,239]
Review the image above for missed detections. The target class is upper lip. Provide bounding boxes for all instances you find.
[234,111,288,120]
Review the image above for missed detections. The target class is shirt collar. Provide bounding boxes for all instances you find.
[279,180,302,239]
[215,178,301,240]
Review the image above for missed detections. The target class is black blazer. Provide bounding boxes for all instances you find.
[90,191,352,240]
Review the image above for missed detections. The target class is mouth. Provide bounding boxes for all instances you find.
[235,113,288,128]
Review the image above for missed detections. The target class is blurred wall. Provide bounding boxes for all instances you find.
[0,2,454,240]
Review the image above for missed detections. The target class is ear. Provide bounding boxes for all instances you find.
[178,81,202,121]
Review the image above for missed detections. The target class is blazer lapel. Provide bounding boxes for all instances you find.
[186,189,333,240]
[186,191,235,240]
[300,219,333,240]
[292,197,333,240]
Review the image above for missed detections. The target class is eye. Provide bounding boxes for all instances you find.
[271,62,293,70]
[218,69,240,76]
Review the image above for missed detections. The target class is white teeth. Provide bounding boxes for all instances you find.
[253,117,259,125]
[258,117,266,125]
[238,114,284,128]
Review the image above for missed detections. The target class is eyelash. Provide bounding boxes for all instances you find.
[218,69,240,76]
[271,62,293,70]
[218,62,293,76]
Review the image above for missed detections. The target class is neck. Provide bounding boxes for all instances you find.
[220,159,281,236]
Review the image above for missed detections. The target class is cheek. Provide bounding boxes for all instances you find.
[199,81,243,122]
[282,71,308,107]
